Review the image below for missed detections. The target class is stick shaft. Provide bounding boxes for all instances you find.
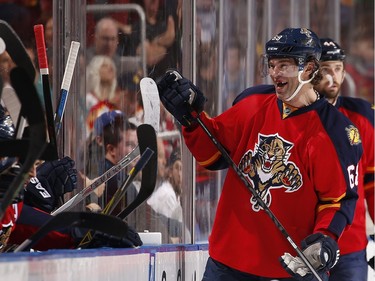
[51,145,140,215]
[104,147,154,216]
[34,24,58,159]
[54,41,80,136]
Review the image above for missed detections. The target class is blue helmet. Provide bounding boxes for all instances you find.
[320,38,346,61]
[0,104,16,174]
[265,28,322,68]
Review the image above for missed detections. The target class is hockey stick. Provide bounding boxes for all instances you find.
[54,41,80,137]
[117,123,158,220]
[169,71,323,281]
[51,145,140,215]
[34,24,58,160]
[14,211,129,252]
[0,67,47,221]
[78,145,154,248]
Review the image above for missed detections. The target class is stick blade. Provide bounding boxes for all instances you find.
[140,77,160,132]
[117,124,158,219]
[14,212,129,252]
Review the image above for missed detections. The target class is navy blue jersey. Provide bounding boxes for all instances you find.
[333,96,374,255]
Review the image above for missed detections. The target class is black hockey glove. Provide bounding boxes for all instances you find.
[24,156,77,213]
[157,70,207,127]
[280,233,339,281]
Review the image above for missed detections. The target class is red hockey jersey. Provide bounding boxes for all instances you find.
[183,86,363,277]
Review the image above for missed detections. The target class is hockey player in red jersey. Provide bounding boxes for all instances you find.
[157,28,363,280]
[314,38,374,281]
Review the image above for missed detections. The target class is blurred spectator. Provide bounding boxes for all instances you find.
[86,55,118,137]
[196,44,217,116]
[159,105,180,157]
[156,137,167,187]
[114,73,140,119]
[194,0,221,244]
[0,50,19,124]
[343,29,374,104]
[196,0,217,46]
[222,39,246,111]
[86,0,132,48]
[0,50,15,87]
[0,3,33,45]
[125,135,171,244]
[0,39,43,127]
[25,43,44,105]
[85,110,137,214]
[86,17,121,70]
[124,0,181,80]
[37,0,53,23]
[43,16,53,50]
[147,148,190,243]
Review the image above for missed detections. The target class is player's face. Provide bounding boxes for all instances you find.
[268,58,299,99]
[314,61,345,102]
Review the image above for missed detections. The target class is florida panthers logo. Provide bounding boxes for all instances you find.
[239,133,302,211]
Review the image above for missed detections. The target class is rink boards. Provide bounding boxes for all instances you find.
[0,244,209,281]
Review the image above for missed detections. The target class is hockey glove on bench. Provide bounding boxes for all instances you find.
[24,156,77,213]
[280,233,340,281]
[157,70,207,127]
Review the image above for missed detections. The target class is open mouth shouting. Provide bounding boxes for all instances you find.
[274,79,289,93]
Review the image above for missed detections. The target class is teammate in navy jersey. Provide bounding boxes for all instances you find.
[157,28,363,280]
[314,38,374,281]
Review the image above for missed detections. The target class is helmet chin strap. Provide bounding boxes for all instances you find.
[285,70,318,102]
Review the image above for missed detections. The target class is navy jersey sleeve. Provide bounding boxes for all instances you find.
[314,104,363,237]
